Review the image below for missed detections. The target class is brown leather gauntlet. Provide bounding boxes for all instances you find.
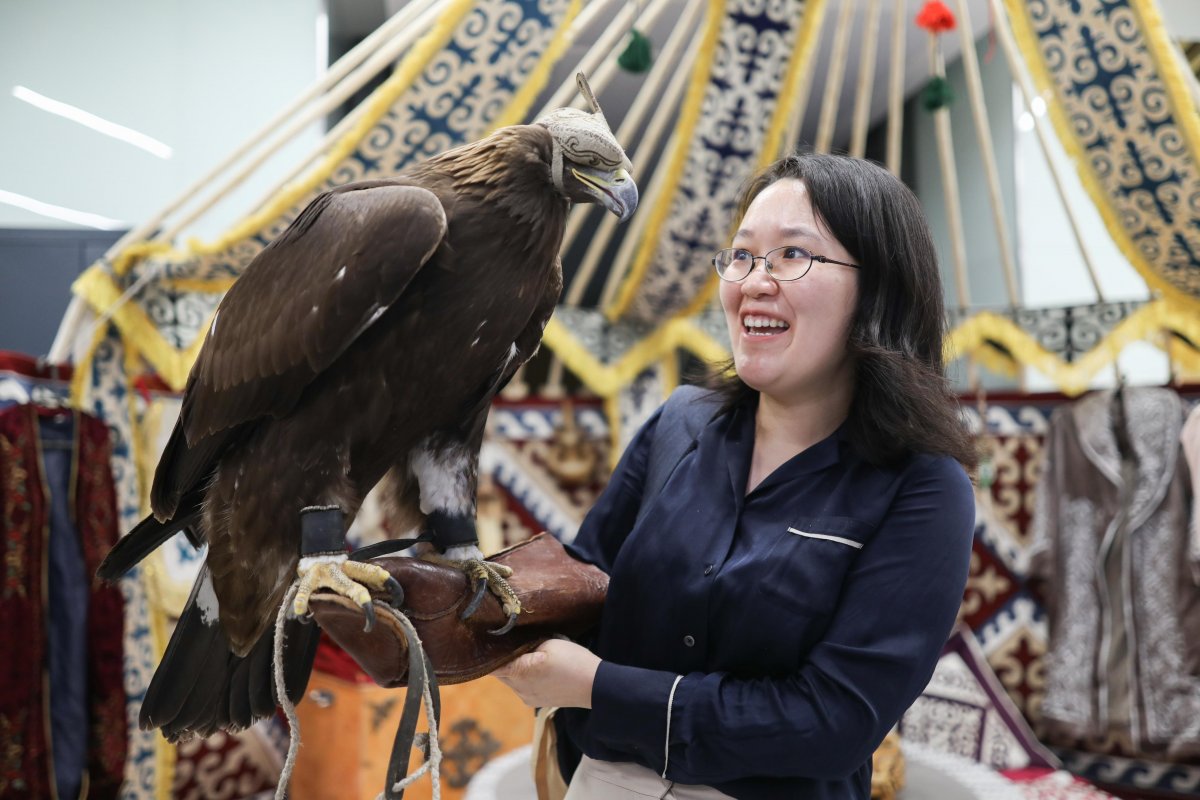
[307,532,608,687]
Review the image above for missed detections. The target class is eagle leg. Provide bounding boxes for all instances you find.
[423,542,521,635]
[292,506,403,633]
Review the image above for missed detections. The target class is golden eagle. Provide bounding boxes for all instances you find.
[98,75,637,740]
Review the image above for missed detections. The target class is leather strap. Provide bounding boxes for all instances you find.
[300,506,345,555]
[349,534,433,562]
[381,602,441,800]
[426,510,478,548]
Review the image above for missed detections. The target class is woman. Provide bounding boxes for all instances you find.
[494,153,977,799]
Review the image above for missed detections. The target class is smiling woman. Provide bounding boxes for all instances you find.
[714,152,978,473]
[494,152,980,800]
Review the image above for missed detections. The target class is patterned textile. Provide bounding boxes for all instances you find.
[963,399,1054,724]
[171,725,281,800]
[899,627,1058,772]
[616,0,816,322]
[74,330,165,800]
[1001,0,1200,309]
[482,398,610,545]
[947,300,1200,396]
[961,391,1200,800]
[71,0,580,390]
[1005,770,1121,799]
[612,363,673,456]
[543,307,728,396]
[293,672,534,800]
[1031,389,1200,760]
[1054,748,1200,798]
[0,354,73,411]
[0,406,126,799]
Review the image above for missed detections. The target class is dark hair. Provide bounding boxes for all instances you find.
[710,152,978,472]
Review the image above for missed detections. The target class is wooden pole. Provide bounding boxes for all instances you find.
[48,0,443,362]
[159,0,455,243]
[952,0,1020,308]
[545,0,705,396]
[928,33,977,387]
[252,0,624,221]
[886,0,907,173]
[929,36,970,310]
[814,0,857,153]
[990,0,1104,301]
[563,0,705,304]
[534,0,647,117]
[849,0,882,158]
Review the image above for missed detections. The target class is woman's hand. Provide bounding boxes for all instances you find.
[492,638,601,709]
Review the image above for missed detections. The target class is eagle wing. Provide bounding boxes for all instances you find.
[152,182,447,517]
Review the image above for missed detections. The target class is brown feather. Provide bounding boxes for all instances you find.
[152,124,569,653]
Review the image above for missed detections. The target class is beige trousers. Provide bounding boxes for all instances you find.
[563,755,735,800]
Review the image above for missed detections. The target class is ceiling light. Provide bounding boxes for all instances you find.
[0,188,126,230]
[12,85,173,159]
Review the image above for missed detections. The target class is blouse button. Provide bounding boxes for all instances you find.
[703,564,714,576]
[683,635,696,647]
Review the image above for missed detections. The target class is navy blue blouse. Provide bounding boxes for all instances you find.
[557,394,975,799]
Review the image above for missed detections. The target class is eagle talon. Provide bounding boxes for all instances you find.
[488,612,518,636]
[363,601,376,633]
[384,576,405,609]
[461,580,489,620]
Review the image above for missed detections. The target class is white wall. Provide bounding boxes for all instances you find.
[0,0,324,241]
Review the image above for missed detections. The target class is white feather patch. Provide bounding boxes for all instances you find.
[195,570,220,626]
[410,440,473,516]
[297,553,348,574]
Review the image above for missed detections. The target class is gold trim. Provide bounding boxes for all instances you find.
[1000,0,1200,313]
[71,268,205,391]
[945,300,1200,395]
[542,316,728,397]
[1129,0,1200,172]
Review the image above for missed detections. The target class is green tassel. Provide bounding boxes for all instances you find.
[921,76,954,111]
[618,29,653,73]
[978,453,996,490]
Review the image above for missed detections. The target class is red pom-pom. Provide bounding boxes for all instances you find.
[916,0,956,33]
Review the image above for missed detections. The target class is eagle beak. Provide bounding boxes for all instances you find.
[571,166,638,223]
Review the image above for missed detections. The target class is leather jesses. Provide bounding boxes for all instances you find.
[308,533,609,687]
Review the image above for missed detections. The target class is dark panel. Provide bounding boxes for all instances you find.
[0,228,125,358]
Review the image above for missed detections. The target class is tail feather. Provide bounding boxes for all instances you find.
[141,566,318,740]
[97,495,203,581]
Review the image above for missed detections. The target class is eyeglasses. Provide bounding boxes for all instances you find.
[712,245,859,282]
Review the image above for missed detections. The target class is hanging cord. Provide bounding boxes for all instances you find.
[271,583,444,800]
[273,582,303,800]
[378,607,443,800]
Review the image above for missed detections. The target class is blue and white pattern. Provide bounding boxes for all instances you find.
[1016,0,1200,305]
[626,0,809,322]
[1055,748,1200,796]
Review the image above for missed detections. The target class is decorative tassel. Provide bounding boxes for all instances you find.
[618,29,653,73]
[921,75,955,111]
[915,0,956,33]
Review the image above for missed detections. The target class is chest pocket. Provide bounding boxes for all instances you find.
[756,516,871,615]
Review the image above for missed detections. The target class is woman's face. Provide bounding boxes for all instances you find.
[719,178,860,406]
